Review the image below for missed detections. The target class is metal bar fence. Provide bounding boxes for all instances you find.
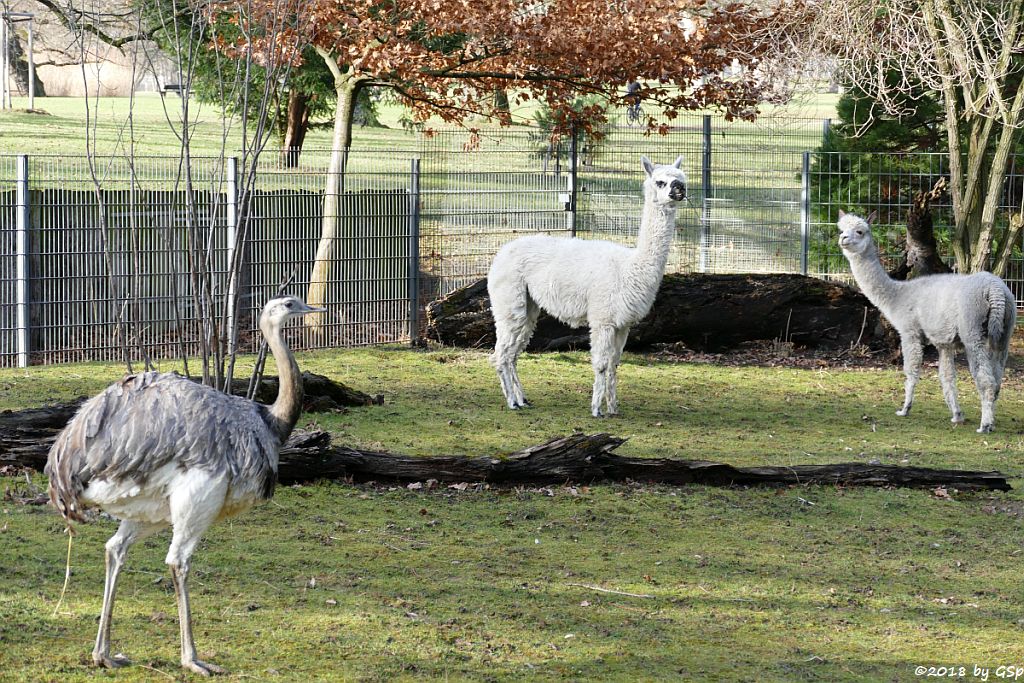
[1,116,1023,368]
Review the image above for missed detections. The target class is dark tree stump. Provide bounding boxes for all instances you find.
[889,178,952,280]
[426,273,897,353]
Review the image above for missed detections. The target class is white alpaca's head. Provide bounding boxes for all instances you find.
[837,210,878,258]
[641,156,687,207]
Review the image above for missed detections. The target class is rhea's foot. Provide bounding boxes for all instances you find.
[93,652,131,669]
[183,659,226,676]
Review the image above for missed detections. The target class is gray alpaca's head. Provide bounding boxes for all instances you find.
[641,156,687,206]
[259,296,325,332]
[837,210,878,258]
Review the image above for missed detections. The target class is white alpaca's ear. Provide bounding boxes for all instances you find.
[672,155,684,169]
[641,156,654,177]
[866,210,878,225]
[838,209,847,218]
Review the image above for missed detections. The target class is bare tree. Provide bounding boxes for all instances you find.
[794,0,1024,274]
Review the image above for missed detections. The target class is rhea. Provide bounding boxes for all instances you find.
[45,296,324,675]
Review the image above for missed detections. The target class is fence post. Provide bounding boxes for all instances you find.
[700,115,712,273]
[225,156,239,356]
[15,154,29,367]
[822,118,831,145]
[408,157,422,346]
[801,151,810,276]
[569,124,578,237]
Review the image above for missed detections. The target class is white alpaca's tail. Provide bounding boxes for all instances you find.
[985,281,1015,351]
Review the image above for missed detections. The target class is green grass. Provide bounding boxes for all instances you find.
[2,344,1023,681]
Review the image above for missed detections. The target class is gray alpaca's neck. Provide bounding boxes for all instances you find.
[627,189,676,280]
[262,320,303,444]
[847,245,903,318]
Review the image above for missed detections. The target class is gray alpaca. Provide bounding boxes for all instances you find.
[45,296,324,675]
[838,211,1016,432]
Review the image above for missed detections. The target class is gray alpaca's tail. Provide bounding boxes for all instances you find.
[985,280,1016,351]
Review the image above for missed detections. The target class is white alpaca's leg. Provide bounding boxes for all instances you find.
[490,298,536,410]
[936,345,964,425]
[507,299,540,407]
[590,326,617,417]
[491,317,521,409]
[603,327,630,416]
[896,336,923,417]
[964,340,999,433]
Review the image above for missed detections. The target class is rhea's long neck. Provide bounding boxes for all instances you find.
[847,246,903,318]
[262,320,304,444]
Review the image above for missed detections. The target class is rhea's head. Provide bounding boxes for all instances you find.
[259,296,326,333]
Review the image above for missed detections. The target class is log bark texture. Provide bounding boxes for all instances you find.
[2,412,1010,491]
[889,178,953,280]
[425,273,897,353]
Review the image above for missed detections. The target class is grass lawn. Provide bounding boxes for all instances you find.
[1,341,1023,681]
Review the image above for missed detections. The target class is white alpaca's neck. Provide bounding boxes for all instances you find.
[847,245,903,318]
[627,189,677,282]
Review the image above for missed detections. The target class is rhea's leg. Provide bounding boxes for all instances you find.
[590,326,617,417]
[93,520,164,669]
[896,336,923,417]
[603,327,630,416]
[936,345,964,425]
[167,475,229,676]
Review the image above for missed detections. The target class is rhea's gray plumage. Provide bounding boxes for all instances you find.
[44,296,324,676]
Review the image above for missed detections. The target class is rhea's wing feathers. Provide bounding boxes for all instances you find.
[46,372,279,521]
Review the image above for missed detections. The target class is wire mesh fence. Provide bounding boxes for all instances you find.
[1,116,1023,368]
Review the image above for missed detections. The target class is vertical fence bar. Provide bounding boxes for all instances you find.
[0,17,7,110]
[224,156,239,357]
[800,151,810,276]
[570,124,578,237]
[408,157,421,346]
[700,115,712,273]
[26,21,33,110]
[15,154,29,367]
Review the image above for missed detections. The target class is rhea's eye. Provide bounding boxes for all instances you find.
[286,301,294,308]
[655,181,666,188]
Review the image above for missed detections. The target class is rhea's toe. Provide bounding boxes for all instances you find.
[184,659,226,676]
[94,653,131,669]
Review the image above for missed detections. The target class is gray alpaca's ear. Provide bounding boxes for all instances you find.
[838,209,847,218]
[641,156,654,177]
[866,210,878,224]
[672,155,684,169]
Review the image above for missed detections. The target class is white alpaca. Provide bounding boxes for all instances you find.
[488,156,687,416]
[838,211,1016,433]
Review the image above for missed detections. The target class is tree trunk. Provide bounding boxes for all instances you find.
[3,425,1009,492]
[889,178,952,280]
[281,91,312,168]
[426,273,898,353]
[306,47,363,334]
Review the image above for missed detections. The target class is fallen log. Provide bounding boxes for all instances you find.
[425,273,898,353]
[3,414,1009,491]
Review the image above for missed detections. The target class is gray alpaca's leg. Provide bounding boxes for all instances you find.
[964,340,999,433]
[603,327,630,416]
[93,520,164,669]
[590,326,617,417]
[167,477,229,676]
[936,345,964,425]
[896,336,923,417]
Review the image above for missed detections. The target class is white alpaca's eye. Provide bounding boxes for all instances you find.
[856,230,863,235]
[655,181,666,188]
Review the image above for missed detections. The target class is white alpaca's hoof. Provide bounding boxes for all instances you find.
[977,424,993,434]
[951,414,964,425]
[895,408,910,417]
